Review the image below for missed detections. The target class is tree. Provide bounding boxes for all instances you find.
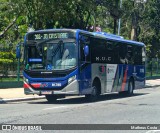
[120,0,147,40]
[139,0,160,58]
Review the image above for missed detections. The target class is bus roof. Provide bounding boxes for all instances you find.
[91,32,145,46]
[27,29,77,34]
[27,29,145,46]
[76,29,144,46]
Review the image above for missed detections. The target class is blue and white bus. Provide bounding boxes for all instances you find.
[22,29,145,102]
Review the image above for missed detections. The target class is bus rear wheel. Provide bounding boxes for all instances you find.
[119,79,134,96]
[127,79,134,96]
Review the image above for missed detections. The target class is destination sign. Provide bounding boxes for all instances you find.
[27,32,71,40]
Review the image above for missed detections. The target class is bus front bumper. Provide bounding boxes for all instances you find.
[24,80,79,95]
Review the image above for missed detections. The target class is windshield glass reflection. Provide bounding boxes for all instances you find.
[26,39,77,70]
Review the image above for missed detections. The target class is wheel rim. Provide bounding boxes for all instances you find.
[92,86,97,96]
[129,82,133,93]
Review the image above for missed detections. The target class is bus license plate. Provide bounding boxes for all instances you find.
[41,91,52,95]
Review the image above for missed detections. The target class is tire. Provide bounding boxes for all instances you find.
[85,81,100,102]
[45,95,57,103]
[118,91,125,96]
[119,79,134,96]
[126,79,134,96]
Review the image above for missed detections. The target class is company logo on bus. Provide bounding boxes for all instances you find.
[99,66,115,74]
[96,57,111,62]
[106,68,114,73]
[99,65,106,73]
[40,83,48,87]
[31,83,48,88]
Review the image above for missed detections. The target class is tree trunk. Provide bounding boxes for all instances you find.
[131,12,138,40]
[113,0,119,34]
[113,18,117,34]
[130,1,138,41]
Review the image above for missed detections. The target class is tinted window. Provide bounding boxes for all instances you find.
[119,43,127,64]
[91,39,117,64]
[133,45,142,65]
[91,38,143,65]
[126,45,133,64]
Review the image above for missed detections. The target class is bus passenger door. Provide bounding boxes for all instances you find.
[105,41,119,93]
[106,64,118,92]
[78,34,92,94]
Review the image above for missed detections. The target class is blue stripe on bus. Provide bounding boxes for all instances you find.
[29,58,42,62]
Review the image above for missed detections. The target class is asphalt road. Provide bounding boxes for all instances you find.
[0,87,160,133]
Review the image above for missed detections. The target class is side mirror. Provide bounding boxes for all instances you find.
[16,44,21,58]
[84,45,89,57]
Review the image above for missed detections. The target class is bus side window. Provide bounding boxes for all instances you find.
[142,47,146,65]
[113,42,119,64]
[127,45,133,64]
[91,38,106,63]
[106,40,116,64]
[133,46,142,65]
[119,44,127,64]
[107,42,113,50]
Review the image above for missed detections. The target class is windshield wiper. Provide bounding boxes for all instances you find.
[34,39,58,56]
[52,40,64,57]
[35,42,42,56]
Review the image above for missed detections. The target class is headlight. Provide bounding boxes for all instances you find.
[24,77,29,83]
[68,75,76,84]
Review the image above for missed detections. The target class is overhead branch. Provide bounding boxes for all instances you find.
[0,17,18,39]
[0,2,24,39]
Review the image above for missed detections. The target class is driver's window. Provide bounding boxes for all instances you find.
[79,34,91,62]
[142,47,146,65]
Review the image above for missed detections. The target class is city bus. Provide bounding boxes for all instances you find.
[21,29,145,102]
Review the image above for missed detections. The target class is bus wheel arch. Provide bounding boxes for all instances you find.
[127,77,135,96]
[129,76,135,90]
[119,76,135,96]
[85,77,101,102]
[92,77,101,95]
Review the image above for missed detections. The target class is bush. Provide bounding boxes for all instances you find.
[0,51,17,76]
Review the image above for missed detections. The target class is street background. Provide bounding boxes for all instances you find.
[0,83,160,133]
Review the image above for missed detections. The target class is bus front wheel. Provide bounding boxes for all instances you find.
[85,81,100,102]
[45,95,57,103]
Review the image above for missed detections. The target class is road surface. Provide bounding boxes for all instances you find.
[0,87,160,133]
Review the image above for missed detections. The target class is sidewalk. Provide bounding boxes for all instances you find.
[0,79,160,103]
[145,79,160,87]
[0,88,44,103]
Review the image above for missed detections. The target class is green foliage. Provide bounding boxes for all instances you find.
[0,51,16,64]
[138,0,160,58]
[0,0,160,59]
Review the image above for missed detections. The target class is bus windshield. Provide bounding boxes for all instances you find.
[25,39,77,71]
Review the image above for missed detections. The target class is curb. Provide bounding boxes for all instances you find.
[145,85,160,88]
[0,96,45,103]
